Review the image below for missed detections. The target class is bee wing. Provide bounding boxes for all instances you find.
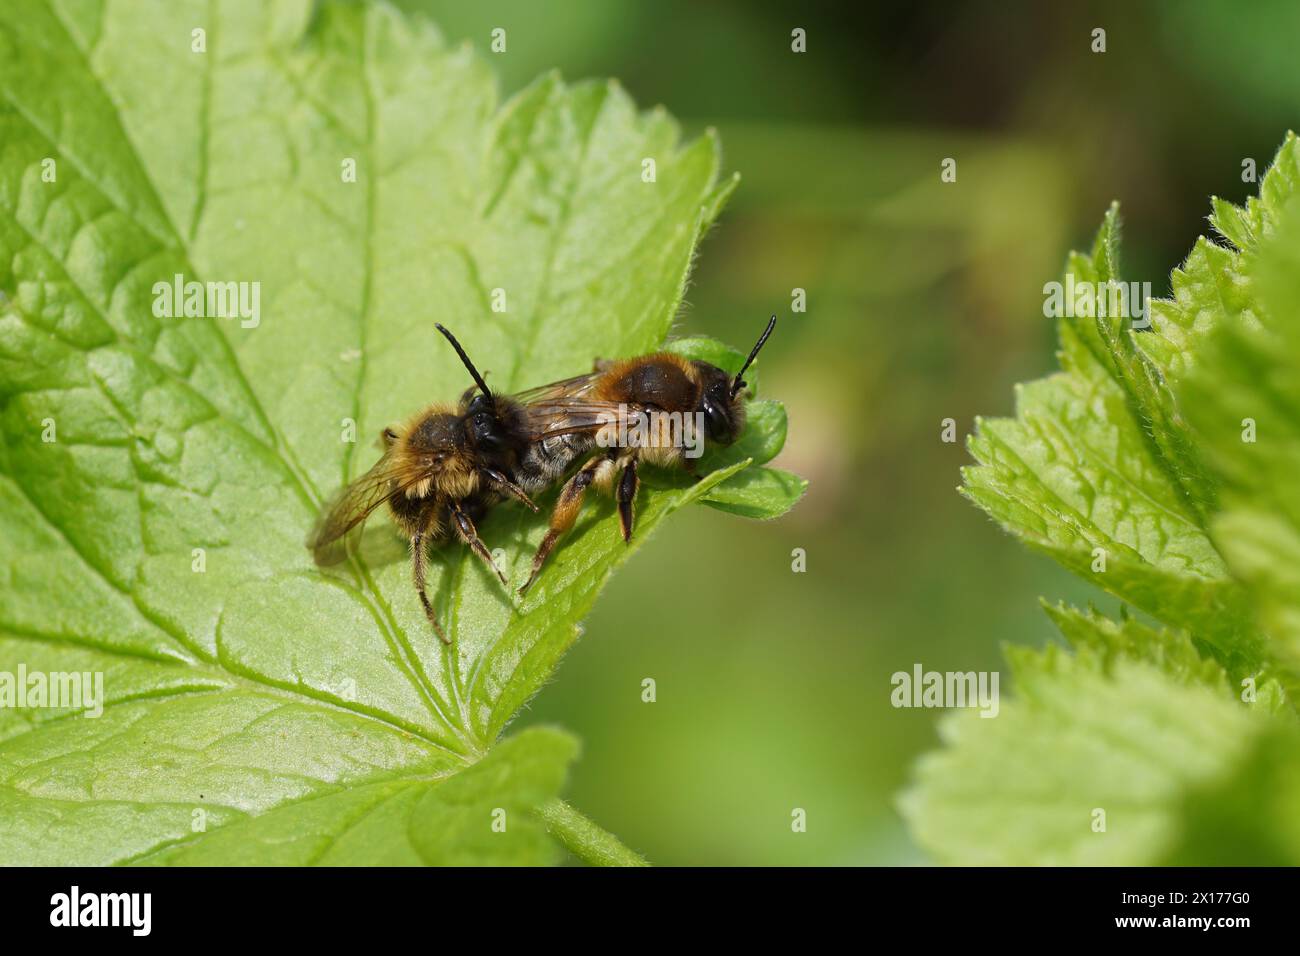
[511,372,632,439]
[510,371,604,404]
[308,452,424,556]
[517,397,654,440]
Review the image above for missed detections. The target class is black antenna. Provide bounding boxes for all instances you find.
[730,315,777,399]
[436,324,493,402]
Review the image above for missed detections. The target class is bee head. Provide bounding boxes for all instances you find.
[465,391,509,454]
[437,323,518,462]
[697,314,777,446]
[697,363,743,445]
[406,413,470,473]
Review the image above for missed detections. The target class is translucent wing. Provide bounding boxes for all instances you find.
[511,371,646,440]
[516,398,633,439]
[509,371,604,405]
[308,451,427,556]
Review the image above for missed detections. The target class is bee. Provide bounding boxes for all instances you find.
[308,325,538,644]
[512,315,778,594]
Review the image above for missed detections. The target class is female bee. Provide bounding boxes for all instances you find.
[308,325,537,643]
[512,315,777,594]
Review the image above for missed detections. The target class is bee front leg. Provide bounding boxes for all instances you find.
[410,528,450,645]
[617,456,640,542]
[519,452,613,595]
[480,467,539,512]
[450,503,508,587]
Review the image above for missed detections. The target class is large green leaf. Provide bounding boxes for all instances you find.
[900,612,1285,865]
[906,133,1300,865]
[0,0,800,864]
[1181,138,1300,676]
[958,148,1300,668]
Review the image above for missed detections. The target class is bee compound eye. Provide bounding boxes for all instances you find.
[701,393,736,445]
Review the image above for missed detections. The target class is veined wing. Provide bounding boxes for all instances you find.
[308,451,428,555]
[517,398,636,440]
[509,370,603,405]
[513,370,656,440]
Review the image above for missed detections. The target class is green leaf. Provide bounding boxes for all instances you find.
[911,133,1300,866]
[0,1,795,864]
[663,335,807,518]
[962,201,1263,668]
[699,464,807,520]
[131,727,577,866]
[479,458,751,739]
[1156,723,1300,866]
[903,603,1293,865]
[1181,139,1300,676]
[899,633,1280,865]
[961,348,1256,663]
[1041,602,1286,711]
[1065,204,1219,521]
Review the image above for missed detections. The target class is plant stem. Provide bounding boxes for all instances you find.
[536,798,650,867]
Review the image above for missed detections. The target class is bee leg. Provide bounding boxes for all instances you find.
[381,427,398,449]
[519,452,611,595]
[617,457,639,542]
[411,529,450,645]
[480,467,539,512]
[450,504,508,587]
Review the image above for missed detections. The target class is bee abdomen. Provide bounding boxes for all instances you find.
[517,433,594,492]
[602,354,699,411]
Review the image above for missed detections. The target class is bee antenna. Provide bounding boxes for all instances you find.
[730,314,777,400]
[436,324,493,402]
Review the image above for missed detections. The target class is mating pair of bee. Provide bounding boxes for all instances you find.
[309,317,777,643]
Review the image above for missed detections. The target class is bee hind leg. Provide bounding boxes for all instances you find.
[617,456,639,542]
[410,529,450,645]
[519,452,613,595]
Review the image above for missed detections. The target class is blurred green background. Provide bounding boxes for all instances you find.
[399,0,1299,864]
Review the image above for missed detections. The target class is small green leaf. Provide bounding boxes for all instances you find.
[664,335,806,517]
[700,465,808,520]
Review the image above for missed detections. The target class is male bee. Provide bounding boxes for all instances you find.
[308,325,537,643]
[513,315,778,594]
